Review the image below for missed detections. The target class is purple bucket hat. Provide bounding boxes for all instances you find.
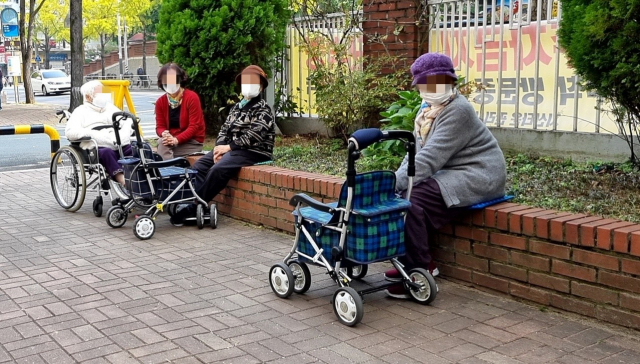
[411,53,458,86]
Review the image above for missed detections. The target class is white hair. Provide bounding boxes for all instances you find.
[80,80,103,101]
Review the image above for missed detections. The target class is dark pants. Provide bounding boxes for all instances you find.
[192,149,269,202]
[401,178,466,269]
[98,145,132,178]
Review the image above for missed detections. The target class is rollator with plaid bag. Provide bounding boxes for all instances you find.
[268,129,438,326]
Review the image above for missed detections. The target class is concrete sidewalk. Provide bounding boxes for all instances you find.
[0,103,63,127]
[1,168,640,363]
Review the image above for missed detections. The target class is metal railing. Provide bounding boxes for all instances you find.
[83,74,158,90]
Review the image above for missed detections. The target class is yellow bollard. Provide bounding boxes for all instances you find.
[0,124,60,158]
[98,80,143,136]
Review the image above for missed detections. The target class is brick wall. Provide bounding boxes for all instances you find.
[362,0,420,74]
[216,165,640,330]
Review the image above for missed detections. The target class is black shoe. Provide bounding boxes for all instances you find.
[170,204,195,226]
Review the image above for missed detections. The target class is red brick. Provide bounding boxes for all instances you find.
[595,306,640,330]
[550,214,588,243]
[522,210,557,237]
[472,272,509,293]
[528,272,570,293]
[471,210,484,226]
[276,218,295,233]
[472,228,489,243]
[437,235,457,250]
[377,2,396,11]
[253,184,268,195]
[564,216,607,245]
[484,203,519,228]
[535,212,573,240]
[509,208,545,234]
[496,205,533,231]
[510,251,550,272]
[260,196,278,208]
[456,254,488,272]
[454,239,471,252]
[490,233,527,250]
[583,220,617,247]
[552,260,596,282]
[490,262,528,282]
[473,244,509,262]
[572,250,619,271]
[596,221,635,251]
[455,225,473,239]
[510,282,550,305]
[620,293,640,312]
[621,258,640,276]
[238,200,268,216]
[571,281,618,305]
[599,271,640,294]
[550,294,597,317]
[613,225,640,253]
[439,263,472,282]
[529,240,571,260]
[269,208,292,221]
[432,248,455,263]
[268,187,286,199]
[438,224,454,235]
[631,232,640,257]
[259,215,277,229]
[396,1,416,10]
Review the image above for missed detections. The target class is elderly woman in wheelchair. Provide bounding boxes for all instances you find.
[50,80,133,215]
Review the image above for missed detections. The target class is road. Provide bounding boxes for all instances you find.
[0,87,163,172]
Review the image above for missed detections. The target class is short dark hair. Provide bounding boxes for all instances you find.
[157,63,188,90]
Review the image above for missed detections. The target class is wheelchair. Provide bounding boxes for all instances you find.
[49,110,134,216]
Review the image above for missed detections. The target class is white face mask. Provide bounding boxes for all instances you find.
[164,83,180,95]
[420,84,454,106]
[241,84,261,100]
[86,93,110,112]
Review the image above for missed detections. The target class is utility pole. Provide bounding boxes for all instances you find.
[69,0,83,111]
[117,13,123,79]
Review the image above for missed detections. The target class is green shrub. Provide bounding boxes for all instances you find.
[156,0,290,134]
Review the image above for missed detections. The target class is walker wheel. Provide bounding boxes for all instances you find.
[209,204,218,229]
[93,196,103,217]
[332,287,363,326]
[407,268,438,305]
[346,265,368,280]
[287,261,311,294]
[106,206,128,228]
[196,204,204,229]
[268,263,294,298]
[133,215,155,240]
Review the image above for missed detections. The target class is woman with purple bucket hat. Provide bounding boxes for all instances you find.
[384,53,507,298]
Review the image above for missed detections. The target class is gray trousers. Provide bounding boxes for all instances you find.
[156,138,203,160]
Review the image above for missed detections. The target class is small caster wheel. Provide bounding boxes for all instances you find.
[346,264,368,280]
[268,263,294,298]
[93,196,103,217]
[196,204,204,230]
[209,204,218,229]
[287,261,311,294]
[407,268,437,305]
[106,206,128,228]
[133,215,155,240]
[332,287,363,326]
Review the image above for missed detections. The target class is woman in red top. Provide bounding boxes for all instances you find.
[155,63,206,160]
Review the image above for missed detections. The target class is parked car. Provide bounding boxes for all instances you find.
[31,69,71,96]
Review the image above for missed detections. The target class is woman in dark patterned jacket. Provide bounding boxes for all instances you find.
[171,65,275,225]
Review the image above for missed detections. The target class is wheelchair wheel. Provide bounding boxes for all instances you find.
[407,268,437,305]
[268,263,294,298]
[287,261,311,294]
[133,215,155,240]
[346,265,368,280]
[93,196,103,217]
[106,206,128,228]
[50,146,86,212]
[209,204,218,229]
[196,204,204,230]
[332,287,363,327]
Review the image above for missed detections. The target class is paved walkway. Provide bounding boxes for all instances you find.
[1,168,640,363]
[0,103,63,127]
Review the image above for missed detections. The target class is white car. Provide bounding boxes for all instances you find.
[31,69,71,96]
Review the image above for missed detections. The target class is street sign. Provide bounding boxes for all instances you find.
[7,56,20,76]
[35,55,41,63]
[1,9,18,38]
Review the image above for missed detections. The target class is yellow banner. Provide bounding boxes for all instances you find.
[430,22,618,133]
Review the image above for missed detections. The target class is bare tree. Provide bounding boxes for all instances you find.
[69,0,83,112]
[19,0,45,103]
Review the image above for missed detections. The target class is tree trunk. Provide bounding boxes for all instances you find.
[69,0,83,112]
[19,0,34,103]
[44,33,51,70]
[100,33,105,76]
[142,25,147,74]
